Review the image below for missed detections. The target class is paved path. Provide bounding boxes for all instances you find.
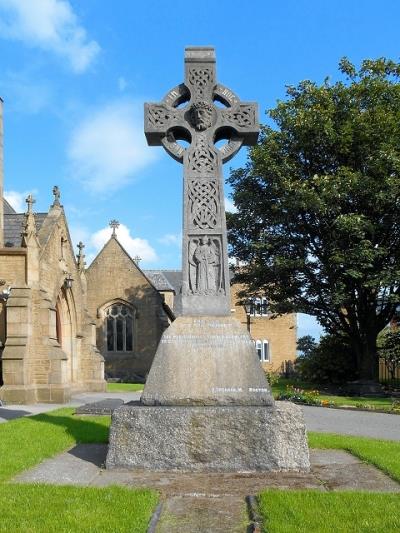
[14,445,400,532]
[1,393,399,441]
[0,391,142,423]
[302,405,400,441]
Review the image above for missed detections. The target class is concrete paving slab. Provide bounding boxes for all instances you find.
[155,495,248,533]
[14,444,107,485]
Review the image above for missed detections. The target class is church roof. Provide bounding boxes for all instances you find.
[144,270,175,292]
[3,198,16,214]
[3,213,47,247]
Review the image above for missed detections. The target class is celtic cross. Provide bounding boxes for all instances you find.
[145,47,259,315]
[109,219,120,237]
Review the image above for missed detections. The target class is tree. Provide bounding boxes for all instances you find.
[227,58,400,382]
[377,328,400,381]
[296,335,318,359]
[296,334,357,385]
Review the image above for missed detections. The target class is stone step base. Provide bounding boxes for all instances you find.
[106,401,310,472]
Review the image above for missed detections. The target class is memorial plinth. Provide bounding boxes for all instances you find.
[106,46,310,472]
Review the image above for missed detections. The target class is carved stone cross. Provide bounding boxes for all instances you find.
[26,194,35,213]
[109,219,120,237]
[145,47,259,315]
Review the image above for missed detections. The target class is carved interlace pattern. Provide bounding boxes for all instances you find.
[224,106,255,128]
[148,105,177,127]
[189,68,213,98]
[188,179,219,230]
[188,135,217,174]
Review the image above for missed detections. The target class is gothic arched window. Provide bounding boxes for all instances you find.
[105,304,134,352]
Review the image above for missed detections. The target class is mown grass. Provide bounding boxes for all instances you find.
[0,409,157,532]
[0,408,110,483]
[106,382,144,392]
[0,485,158,533]
[308,431,400,482]
[258,432,400,532]
[257,491,400,533]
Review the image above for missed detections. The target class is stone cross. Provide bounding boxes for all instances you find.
[134,255,142,264]
[26,194,35,214]
[77,241,85,271]
[145,47,259,315]
[109,219,120,237]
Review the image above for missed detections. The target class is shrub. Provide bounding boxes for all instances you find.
[296,333,357,384]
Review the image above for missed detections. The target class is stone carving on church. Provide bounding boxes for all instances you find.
[188,236,224,295]
[188,178,219,229]
[188,67,214,98]
[187,134,217,174]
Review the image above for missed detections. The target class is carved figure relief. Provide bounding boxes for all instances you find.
[188,179,219,229]
[188,68,213,98]
[188,236,224,295]
[187,135,217,174]
[189,101,215,131]
[148,105,177,128]
[224,106,256,128]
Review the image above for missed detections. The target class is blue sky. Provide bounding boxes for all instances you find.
[0,0,399,340]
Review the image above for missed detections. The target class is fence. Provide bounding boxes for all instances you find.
[379,358,400,389]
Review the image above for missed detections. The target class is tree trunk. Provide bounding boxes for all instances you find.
[353,333,380,382]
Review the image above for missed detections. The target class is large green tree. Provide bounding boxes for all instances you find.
[227,58,400,382]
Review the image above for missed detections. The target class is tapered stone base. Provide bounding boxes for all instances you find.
[141,316,274,406]
[106,402,310,472]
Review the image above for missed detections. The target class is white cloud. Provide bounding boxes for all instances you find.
[225,196,237,213]
[4,189,37,212]
[67,101,157,193]
[158,233,181,246]
[0,0,100,73]
[90,223,158,263]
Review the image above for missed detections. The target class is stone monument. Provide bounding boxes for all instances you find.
[106,47,310,472]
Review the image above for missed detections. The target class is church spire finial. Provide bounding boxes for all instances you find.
[76,241,86,271]
[51,185,61,207]
[21,193,37,247]
[109,219,120,237]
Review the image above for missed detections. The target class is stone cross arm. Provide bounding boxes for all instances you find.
[144,47,259,164]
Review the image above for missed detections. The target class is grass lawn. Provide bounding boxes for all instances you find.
[0,409,157,532]
[258,432,400,532]
[271,378,395,411]
[106,382,144,392]
[257,491,400,533]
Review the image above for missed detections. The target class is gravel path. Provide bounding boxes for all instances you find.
[302,405,400,441]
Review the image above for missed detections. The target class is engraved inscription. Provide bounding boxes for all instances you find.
[188,178,219,229]
[161,333,253,346]
[188,236,224,295]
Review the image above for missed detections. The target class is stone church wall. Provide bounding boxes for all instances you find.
[86,237,168,381]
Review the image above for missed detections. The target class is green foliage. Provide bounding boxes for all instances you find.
[265,370,280,386]
[276,384,322,405]
[296,333,357,384]
[228,57,400,380]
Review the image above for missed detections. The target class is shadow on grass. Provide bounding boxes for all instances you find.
[0,408,31,421]
[31,411,110,444]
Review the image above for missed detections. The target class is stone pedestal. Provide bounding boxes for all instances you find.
[106,402,310,472]
[141,316,274,406]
